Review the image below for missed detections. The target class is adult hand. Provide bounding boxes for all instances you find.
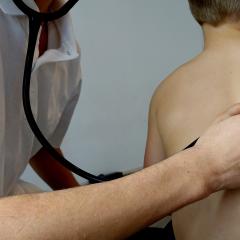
[195,104,240,191]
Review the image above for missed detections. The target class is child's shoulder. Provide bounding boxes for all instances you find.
[151,53,209,109]
[158,54,207,92]
[153,54,209,100]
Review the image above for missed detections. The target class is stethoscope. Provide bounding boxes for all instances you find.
[12,0,107,183]
[12,0,198,184]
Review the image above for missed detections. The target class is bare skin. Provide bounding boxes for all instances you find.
[2,105,240,239]
[144,22,240,239]
[0,148,209,240]
[34,0,53,12]
[30,148,79,190]
[34,0,66,12]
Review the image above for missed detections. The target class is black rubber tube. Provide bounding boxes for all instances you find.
[13,0,199,184]
[13,0,79,21]
[17,3,106,183]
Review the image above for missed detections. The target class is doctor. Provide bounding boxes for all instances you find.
[0,0,80,196]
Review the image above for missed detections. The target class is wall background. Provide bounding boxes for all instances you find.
[22,0,202,189]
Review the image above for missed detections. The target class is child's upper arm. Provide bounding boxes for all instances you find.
[144,95,166,168]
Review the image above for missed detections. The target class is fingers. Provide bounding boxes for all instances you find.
[214,103,240,124]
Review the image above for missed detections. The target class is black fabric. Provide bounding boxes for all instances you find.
[128,221,175,240]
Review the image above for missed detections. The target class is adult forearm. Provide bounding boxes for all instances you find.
[0,148,210,240]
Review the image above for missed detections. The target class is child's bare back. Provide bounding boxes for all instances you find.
[145,35,240,240]
[163,55,240,240]
[144,2,240,238]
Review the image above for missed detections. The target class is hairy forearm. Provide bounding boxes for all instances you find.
[0,148,211,240]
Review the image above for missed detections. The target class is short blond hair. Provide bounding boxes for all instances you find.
[188,0,240,26]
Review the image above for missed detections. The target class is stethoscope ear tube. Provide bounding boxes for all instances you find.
[17,0,107,183]
[13,0,79,21]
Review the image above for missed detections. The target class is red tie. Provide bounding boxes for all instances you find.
[39,22,48,57]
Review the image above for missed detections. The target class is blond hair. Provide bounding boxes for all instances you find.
[188,0,240,26]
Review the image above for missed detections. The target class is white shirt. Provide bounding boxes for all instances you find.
[0,0,82,196]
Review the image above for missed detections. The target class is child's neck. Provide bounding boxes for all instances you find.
[203,23,240,53]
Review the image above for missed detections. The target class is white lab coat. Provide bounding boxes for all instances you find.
[0,0,82,196]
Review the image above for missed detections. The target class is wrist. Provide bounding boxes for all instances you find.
[190,146,221,196]
[153,148,213,215]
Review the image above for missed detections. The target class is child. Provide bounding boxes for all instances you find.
[144,1,240,239]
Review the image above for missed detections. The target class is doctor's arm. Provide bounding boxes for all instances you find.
[0,148,212,240]
[30,147,79,190]
[29,90,81,190]
[1,105,240,240]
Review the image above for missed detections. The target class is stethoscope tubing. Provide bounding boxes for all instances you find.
[13,0,79,21]
[12,0,199,184]
[13,0,106,183]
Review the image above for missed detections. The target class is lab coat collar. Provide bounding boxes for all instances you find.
[0,0,80,68]
[0,0,39,16]
[33,14,80,71]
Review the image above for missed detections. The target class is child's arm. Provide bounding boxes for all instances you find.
[144,95,166,167]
